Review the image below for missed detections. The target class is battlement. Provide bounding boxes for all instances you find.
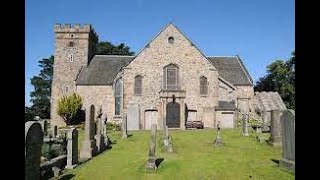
[54,23,98,39]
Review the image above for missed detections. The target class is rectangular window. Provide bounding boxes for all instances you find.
[167,68,177,90]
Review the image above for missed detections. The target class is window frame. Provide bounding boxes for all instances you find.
[134,75,143,95]
[114,78,122,115]
[163,64,179,90]
[200,76,208,96]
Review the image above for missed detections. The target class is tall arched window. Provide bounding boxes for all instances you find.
[134,75,142,95]
[200,76,208,95]
[115,78,122,115]
[163,64,179,90]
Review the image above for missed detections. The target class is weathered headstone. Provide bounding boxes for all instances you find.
[214,122,223,146]
[25,121,43,180]
[279,110,295,173]
[146,124,157,170]
[43,120,48,136]
[94,107,106,152]
[268,110,282,147]
[101,114,109,146]
[80,105,97,160]
[256,127,262,133]
[122,114,128,138]
[53,126,58,138]
[242,114,249,136]
[163,126,169,147]
[127,103,140,130]
[167,136,174,152]
[66,128,78,169]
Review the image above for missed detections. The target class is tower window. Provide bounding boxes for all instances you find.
[69,41,74,47]
[67,54,74,62]
[168,37,174,44]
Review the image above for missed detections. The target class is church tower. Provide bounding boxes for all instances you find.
[50,24,98,127]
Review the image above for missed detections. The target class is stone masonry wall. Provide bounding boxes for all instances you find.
[76,85,114,123]
[51,24,98,127]
[122,24,219,128]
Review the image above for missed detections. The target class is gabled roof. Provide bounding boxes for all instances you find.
[126,22,216,70]
[253,91,287,112]
[76,55,133,85]
[207,56,253,86]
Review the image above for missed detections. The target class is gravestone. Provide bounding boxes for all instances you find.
[80,105,97,160]
[25,121,43,180]
[242,114,249,136]
[101,114,109,146]
[163,126,169,147]
[279,110,295,173]
[268,110,282,147]
[146,124,157,170]
[122,114,128,138]
[53,126,58,138]
[95,107,106,152]
[66,128,78,169]
[214,122,223,146]
[256,127,262,133]
[43,120,48,136]
[127,103,140,130]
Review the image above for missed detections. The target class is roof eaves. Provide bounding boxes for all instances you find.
[235,55,253,84]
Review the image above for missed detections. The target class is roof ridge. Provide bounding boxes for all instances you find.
[207,56,237,58]
[94,55,135,57]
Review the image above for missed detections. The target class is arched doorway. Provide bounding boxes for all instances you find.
[166,102,180,128]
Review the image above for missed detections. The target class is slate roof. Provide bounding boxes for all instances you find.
[76,55,253,86]
[76,55,134,85]
[207,56,253,86]
[253,91,287,112]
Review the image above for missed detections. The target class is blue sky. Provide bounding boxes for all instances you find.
[25,0,295,106]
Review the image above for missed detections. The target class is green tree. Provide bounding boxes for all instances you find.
[29,55,54,119]
[96,41,135,55]
[57,93,83,125]
[254,51,295,109]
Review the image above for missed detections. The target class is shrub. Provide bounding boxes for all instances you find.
[57,93,83,126]
[106,122,116,131]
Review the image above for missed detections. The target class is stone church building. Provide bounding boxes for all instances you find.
[51,23,257,130]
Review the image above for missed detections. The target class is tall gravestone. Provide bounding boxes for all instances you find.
[242,114,249,136]
[80,105,97,160]
[25,121,43,180]
[163,126,169,147]
[146,124,157,170]
[127,103,140,130]
[95,107,106,152]
[214,122,223,146]
[279,110,295,173]
[66,128,78,169]
[122,114,128,138]
[268,110,282,147]
[101,113,109,146]
[53,126,58,138]
[43,120,48,136]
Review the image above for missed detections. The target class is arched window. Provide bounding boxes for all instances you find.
[134,75,142,95]
[115,79,122,115]
[163,64,179,90]
[200,76,208,95]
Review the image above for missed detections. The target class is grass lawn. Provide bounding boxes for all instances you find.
[58,128,294,180]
